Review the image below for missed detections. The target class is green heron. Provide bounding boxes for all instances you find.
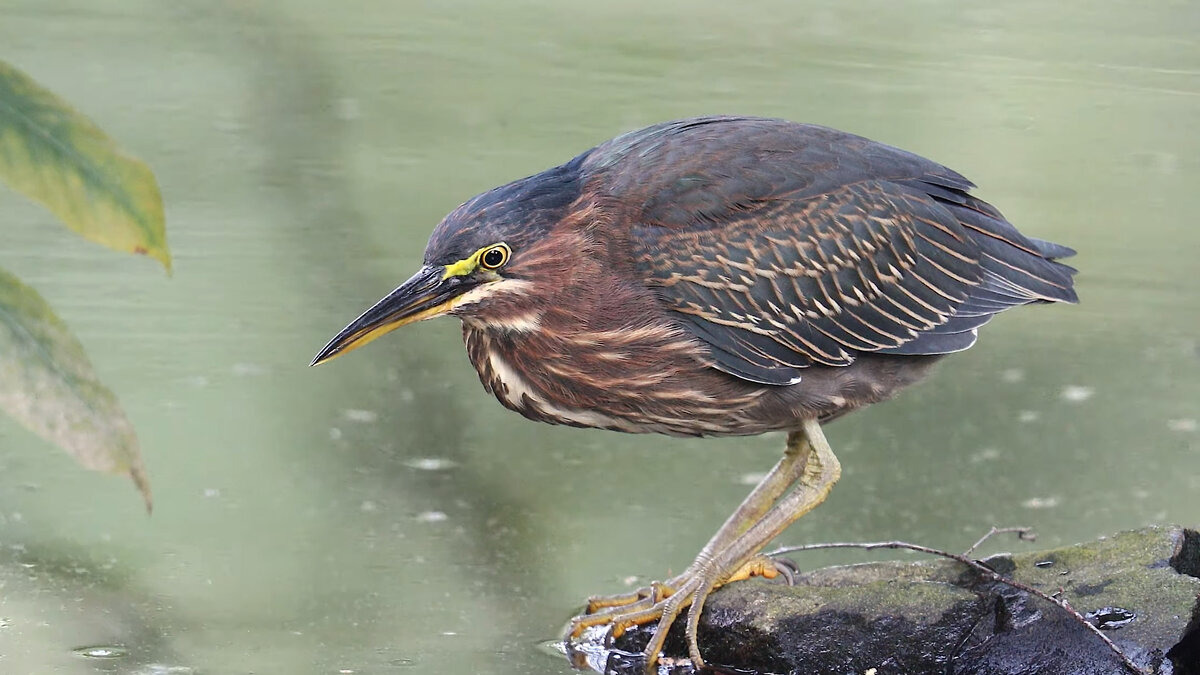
[312,116,1077,671]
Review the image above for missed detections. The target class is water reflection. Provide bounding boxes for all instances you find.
[0,1,1197,674]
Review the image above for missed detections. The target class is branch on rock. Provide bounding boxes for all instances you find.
[768,527,1146,675]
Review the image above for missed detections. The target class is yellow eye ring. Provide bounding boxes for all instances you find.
[479,244,510,270]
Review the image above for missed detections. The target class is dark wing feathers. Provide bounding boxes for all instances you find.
[601,117,1077,385]
[1027,237,1077,260]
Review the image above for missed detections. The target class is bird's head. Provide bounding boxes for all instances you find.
[311,158,586,366]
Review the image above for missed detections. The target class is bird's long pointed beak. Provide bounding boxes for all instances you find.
[311,265,469,366]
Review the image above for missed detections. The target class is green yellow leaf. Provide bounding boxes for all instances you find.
[0,59,170,273]
[0,266,151,510]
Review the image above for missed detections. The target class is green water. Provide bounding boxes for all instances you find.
[0,1,1197,673]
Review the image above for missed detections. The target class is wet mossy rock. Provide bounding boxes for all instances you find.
[620,526,1200,674]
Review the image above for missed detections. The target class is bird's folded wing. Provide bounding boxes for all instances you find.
[631,177,1076,386]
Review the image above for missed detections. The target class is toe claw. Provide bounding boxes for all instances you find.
[773,557,800,585]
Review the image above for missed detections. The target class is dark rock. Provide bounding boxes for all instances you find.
[591,526,1200,674]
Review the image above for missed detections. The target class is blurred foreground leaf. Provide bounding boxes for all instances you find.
[0,59,170,272]
[0,267,151,510]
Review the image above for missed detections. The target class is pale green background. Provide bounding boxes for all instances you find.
[0,1,1197,673]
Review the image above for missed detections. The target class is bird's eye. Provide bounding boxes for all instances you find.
[479,244,510,270]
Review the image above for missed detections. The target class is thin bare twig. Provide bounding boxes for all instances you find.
[766,531,1146,675]
[962,525,1036,557]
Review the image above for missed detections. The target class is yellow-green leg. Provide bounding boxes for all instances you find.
[690,429,816,571]
[578,433,810,619]
[567,417,842,672]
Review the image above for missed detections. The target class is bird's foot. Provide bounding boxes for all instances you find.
[565,554,793,671]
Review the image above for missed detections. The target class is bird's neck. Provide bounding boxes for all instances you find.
[458,274,713,431]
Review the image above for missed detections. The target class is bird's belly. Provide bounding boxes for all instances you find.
[470,344,768,436]
[466,333,743,435]
[464,326,944,437]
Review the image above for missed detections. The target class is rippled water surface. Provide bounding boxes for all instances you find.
[1,1,1198,673]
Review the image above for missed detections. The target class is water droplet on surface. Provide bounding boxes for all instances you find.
[404,457,457,471]
[72,644,129,659]
[231,362,265,377]
[1167,418,1197,432]
[140,665,197,674]
[1021,496,1060,509]
[342,409,378,423]
[1000,368,1025,383]
[1059,385,1094,403]
[738,471,768,485]
[969,448,1000,463]
[1087,606,1136,629]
